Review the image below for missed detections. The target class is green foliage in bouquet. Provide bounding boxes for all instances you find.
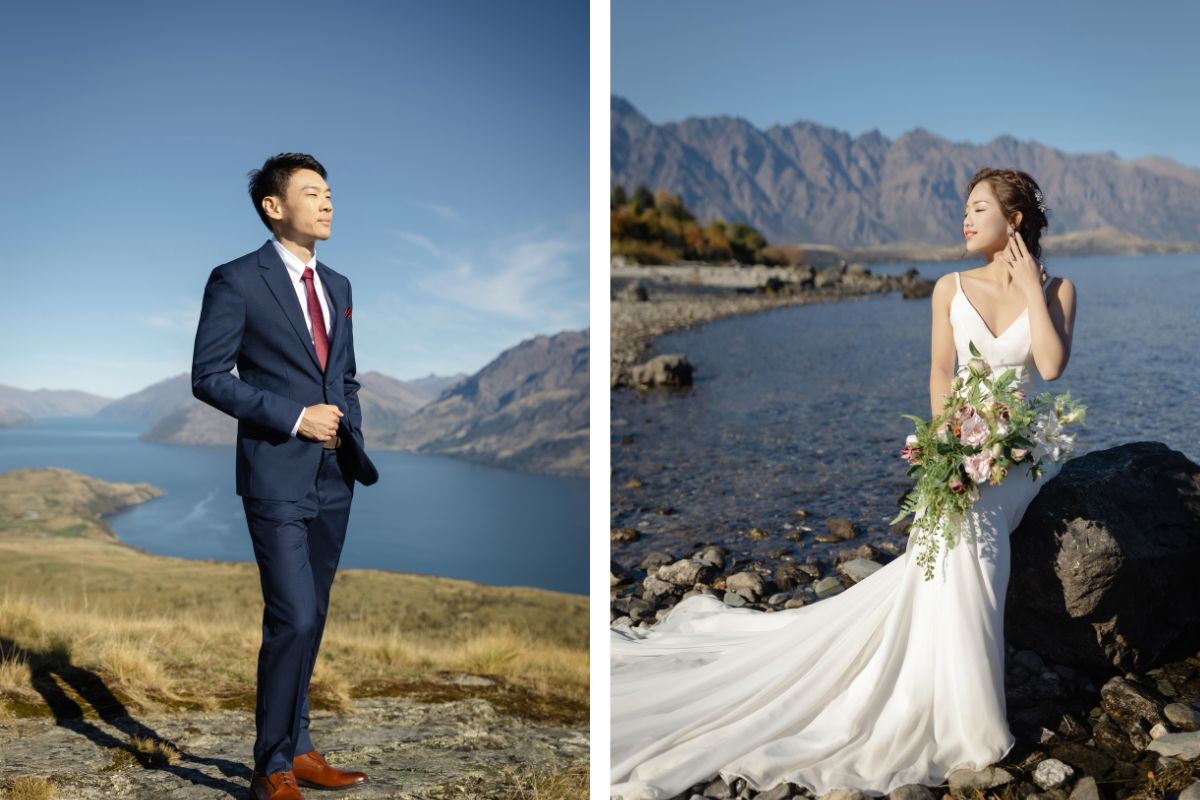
[890,340,1087,581]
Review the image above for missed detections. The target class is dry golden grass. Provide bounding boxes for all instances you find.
[498,755,589,800]
[0,649,36,703]
[0,525,587,723]
[1,776,56,800]
[129,734,181,767]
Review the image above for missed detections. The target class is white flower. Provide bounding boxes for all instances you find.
[958,414,989,447]
[963,452,994,483]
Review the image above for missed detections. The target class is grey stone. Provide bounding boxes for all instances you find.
[1032,757,1074,790]
[1068,775,1100,800]
[813,576,844,599]
[1178,780,1200,800]
[839,558,882,583]
[817,789,863,800]
[641,575,678,601]
[1099,675,1165,749]
[887,784,935,800]
[658,558,716,586]
[630,353,694,388]
[947,766,1014,790]
[1006,442,1200,675]
[703,776,735,798]
[726,571,766,601]
[1165,702,1200,731]
[1147,731,1200,760]
[757,782,797,800]
[723,591,749,607]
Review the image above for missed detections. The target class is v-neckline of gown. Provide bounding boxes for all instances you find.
[955,272,1036,340]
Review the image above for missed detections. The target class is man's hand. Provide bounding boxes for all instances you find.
[298,404,344,442]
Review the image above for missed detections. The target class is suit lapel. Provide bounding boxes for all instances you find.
[258,240,324,374]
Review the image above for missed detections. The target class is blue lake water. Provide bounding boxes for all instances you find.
[611,252,1200,570]
[0,418,587,596]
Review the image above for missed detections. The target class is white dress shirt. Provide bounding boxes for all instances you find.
[271,238,332,437]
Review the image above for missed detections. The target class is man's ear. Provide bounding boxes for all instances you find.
[262,196,284,223]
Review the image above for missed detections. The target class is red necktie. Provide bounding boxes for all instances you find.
[301,266,329,373]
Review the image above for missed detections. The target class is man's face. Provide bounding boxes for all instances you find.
[266,168,333,243]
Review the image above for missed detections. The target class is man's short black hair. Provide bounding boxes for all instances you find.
[247,153,328,233]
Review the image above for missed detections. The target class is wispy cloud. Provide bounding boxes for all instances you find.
[391,230,443,258]
[401,199,463,224]
[408,228,586,326]
[137,300,200,334]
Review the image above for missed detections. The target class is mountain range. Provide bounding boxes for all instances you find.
[612,95,1200,249]
[1,330,589,478]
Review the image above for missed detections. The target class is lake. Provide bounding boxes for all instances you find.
[0,418,588,596]
[611,252,1200,570]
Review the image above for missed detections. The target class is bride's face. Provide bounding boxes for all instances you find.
[962,181,1019,256]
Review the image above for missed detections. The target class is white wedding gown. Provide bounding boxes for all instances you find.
[611,272,1062,799]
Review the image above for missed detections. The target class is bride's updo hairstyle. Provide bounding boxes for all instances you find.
[965,167,1050,261]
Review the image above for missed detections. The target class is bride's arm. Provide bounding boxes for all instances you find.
[1028,276,1077,381]
[929,274,958,416]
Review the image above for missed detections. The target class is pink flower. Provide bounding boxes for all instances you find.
[949,477,966,494]
[900,445,921,464]
[1011,447,1028,462]
[963,452,994,484]
[958,413,989,446]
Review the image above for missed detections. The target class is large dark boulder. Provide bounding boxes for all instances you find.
[1006,442,1200,677]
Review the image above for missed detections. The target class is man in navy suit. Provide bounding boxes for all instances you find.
[192,153,378,800]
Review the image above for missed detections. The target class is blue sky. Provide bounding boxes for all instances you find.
[1,0,588,397]
[613,0,1200,169]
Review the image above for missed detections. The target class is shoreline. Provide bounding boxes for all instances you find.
[610,261,933,388]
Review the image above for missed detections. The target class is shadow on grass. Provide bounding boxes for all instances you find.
[0,637,248,798]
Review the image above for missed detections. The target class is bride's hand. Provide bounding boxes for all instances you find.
[1003,227,1046,298]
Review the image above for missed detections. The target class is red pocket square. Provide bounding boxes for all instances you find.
[344,306,352,319]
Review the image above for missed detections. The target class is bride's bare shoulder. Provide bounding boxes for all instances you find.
[931,272,958,305]
[1047,274,1075,298]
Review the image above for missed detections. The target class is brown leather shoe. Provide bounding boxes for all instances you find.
[292,749,369,789]
[249,769,304,800]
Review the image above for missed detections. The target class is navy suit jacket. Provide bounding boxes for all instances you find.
[191,239,379,500]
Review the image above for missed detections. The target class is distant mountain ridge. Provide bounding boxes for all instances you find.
[382,329,589,477]
[0,385,112,417]
[9,332,588,478]
[611,95,1200,249]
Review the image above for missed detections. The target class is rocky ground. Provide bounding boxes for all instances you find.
[610,261,933,390]
[0,686,588,799]
[610,441,1200,800]
[612,543,1200,800]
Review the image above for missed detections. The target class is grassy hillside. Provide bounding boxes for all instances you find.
[0,467,588,726]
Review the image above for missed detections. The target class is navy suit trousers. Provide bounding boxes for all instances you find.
[242,445,354,775]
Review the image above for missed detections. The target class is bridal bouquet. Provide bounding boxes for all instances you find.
[890,340,1086,581]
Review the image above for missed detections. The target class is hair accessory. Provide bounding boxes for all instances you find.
[1033,188,1047,215]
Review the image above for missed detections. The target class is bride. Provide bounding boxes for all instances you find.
[610,168,1079,799]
